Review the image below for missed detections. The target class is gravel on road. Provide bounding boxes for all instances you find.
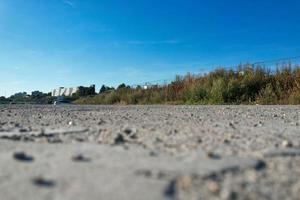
[0,105,300,200]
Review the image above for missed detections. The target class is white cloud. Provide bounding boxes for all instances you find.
[62,0,75,7]
[127,40,181,45]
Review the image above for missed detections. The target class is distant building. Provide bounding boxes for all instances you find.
[239,71,245,76]
[142,83,155,90]
[52,87,79,97]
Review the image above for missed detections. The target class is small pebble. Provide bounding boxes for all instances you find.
[123,127,132,135]
[164,179,177,198]
[13,152,34,162]
[149,150,159,157]
[206,151,220,159]
[282,140,293,148]
[207,180,220,194]
[72,154,91,162]
[177,175,192,190]
[229,122,235,129]
[33,177,56,188]
[114,134,125,145]
[19,128,28,133]
[223,139,230,144]
[197,138,203,143]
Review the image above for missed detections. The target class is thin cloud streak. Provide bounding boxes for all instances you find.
[62,0,75,7]
[127,40,181,45]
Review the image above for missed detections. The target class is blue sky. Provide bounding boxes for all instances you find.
[1,0,300,96]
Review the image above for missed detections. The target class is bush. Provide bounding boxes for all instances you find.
[288,90,300,104]
[256,83,278,105]
[209,78,226,104]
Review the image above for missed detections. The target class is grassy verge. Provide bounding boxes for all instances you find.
[75,65,300,105]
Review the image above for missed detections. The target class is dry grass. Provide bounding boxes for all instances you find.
[76,65,300,105]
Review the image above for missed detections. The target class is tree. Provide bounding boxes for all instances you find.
[100,85,107,93]
[31,91,44,97]
[117,83,129,90]
[77,85,96,96]
[0,96,10,104]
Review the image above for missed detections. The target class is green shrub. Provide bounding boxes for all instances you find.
[288,89,300,104]
[256,83,278,105]
[209,78,226,104]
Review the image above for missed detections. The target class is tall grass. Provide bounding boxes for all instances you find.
[75,65,300,105]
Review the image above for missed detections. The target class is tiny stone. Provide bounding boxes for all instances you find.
[124,128,132,135]
[130,133,138,139]
[98,119,105,125]
[197,138,203,143]
[19,128,28,133]
[177,175,192,190]
[33,177,56,188]
[72,154,91,162]
[75,138,85,142]
[149,150,159,157]
[229,122,235,129]
[206,151,220,159]
[164,179,177,198]
[282,140,293,148]
[223,139,230,144]
[13,152,34,162]
[114,134,125,145]
[207,180,220,194]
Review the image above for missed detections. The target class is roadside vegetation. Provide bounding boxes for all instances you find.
[0,91,54,105]
[0,85,96,105]
[76,65,300,105]
[2,64,300,105]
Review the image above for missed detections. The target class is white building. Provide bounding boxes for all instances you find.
[52,87,79,97]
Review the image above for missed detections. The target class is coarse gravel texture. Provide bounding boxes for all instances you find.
[0,105,300,200]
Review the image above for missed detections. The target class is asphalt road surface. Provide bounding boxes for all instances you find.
[0,105,300,200]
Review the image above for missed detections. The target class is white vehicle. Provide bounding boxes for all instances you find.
[53,97,72,105]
